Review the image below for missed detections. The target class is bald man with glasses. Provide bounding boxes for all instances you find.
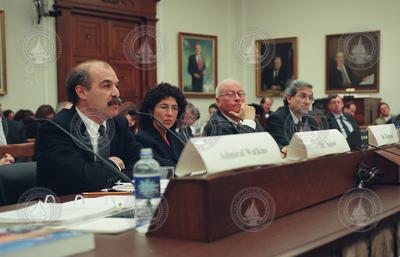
[203,79,264,136]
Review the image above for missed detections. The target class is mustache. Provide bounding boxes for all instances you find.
[107,96,122,106]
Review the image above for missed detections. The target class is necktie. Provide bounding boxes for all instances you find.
[296,119,303,132]
[339,116,351,137]
[98,125,110,159]
[197,55,202,69]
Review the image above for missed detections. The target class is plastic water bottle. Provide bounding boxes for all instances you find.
[133,148,160,232]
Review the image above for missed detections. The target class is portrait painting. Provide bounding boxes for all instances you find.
[256,37,297,97]
[0,10,6,95]
[326,31,380,93]
[178,32,217,98]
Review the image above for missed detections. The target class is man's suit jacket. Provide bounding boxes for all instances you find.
[203,110,265,136]
[187,54,206,92]
[262,68,288,91]
[36,106,141,195]
[2,118,27,144]
[135,125,184,167]
[326,112,359,133]
[329,64,359,88]
[266,106,322,148]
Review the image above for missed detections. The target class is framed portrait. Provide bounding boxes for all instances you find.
[326,31,380,93]
[0,10,6,95]
[178,32,217,98]
[256,37,297,97]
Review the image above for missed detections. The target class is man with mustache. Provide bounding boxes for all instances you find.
[36,60,141,195]
[203,79,264,136]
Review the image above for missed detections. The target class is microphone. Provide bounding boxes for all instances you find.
[129,110,187,145]
[35,118,132,183]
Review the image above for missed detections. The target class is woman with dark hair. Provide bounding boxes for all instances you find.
[136,83,187,167]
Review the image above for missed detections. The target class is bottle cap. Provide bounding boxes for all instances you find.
[140,148,153,158]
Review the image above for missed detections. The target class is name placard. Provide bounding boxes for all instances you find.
[368,124,399,147]
[175,132,283,177]
[287,129,350,160]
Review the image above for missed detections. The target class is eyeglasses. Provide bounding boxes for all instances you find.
[156,104,179,113]
[296,93,314,102]
[220,91,246,99]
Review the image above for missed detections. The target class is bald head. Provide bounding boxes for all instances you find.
[66,60,113,104]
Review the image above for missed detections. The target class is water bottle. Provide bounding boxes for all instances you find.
[133,148,160,232]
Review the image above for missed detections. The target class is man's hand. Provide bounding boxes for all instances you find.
[109,156,125,170]
[194,73,200,79]
[229,103,255,121]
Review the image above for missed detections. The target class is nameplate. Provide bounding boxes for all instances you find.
[287,129,350,160]
[175,132,283,177]
[368,124,399,147]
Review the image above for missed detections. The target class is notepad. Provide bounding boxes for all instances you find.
[64,218,136,234]
[0,196,134,225]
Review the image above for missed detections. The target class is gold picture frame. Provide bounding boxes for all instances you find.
[0,10,6,95]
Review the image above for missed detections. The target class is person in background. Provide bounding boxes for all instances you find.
[118,101,138,134]
[342,102,357,117]
[326,95,359,138]
[203,79,264,136]
[13,109,34,122]
[136,83,187,167]
[375,102,394,125]
[179,102,201,139]
[35,105,55,120]
[3,110,14,121]
[24,105,56,139]
[55,101,73,113]
[0,106,27,145]
[208,103,218,116]
[259,96,274,129]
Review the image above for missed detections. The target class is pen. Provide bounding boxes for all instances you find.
[82,191,131,197]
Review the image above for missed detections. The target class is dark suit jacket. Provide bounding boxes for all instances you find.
[203,110,264,136]
[262,68,288,91]
[265,106,322,148]
[135,125,184,167]
[2,118,27,144]
[329,64,359,88]
[36,107,141,195]
[187,54,206,92]
[326,112,359,133]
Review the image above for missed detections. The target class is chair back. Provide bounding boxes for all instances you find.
[0,142,35,161]
[0,162,37,206]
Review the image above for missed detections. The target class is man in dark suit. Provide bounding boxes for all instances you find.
[0,113,27,144]
[36,60,141,195]
[329,51,359,88]
[266,80,325,151]
[326,95,359,137]
[203,79,264,136]
[187,43,206,92]
[262,56,288,91]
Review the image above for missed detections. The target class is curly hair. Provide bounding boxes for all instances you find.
[139,82,187,130]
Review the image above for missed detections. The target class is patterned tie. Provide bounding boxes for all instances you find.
[197,55,203,69]
[339,116,351,137]
[97,125,110,159]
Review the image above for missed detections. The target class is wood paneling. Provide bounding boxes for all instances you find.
[55,0,158,103]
